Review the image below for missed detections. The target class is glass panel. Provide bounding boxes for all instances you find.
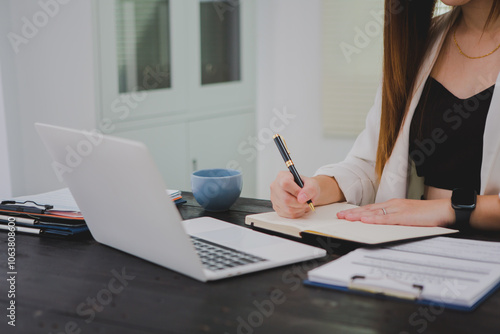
[116,0,171,93]
[200,0,241,85]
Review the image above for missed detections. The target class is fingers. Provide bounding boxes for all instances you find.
[337,204,386,220]
[360,213,400,225]
[296,176,317,204]
[270,171,312,218]
[270,189,310,218]
[272,171,302,197]
[338,199,406,221]
[339,206,402,225]
[337,199,445,227]
[271,200,310,219]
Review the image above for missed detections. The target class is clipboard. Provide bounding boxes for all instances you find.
[348,275,423,300]
[304,237,500,312]
[303,277,500,312]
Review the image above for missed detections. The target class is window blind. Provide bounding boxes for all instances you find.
[321,0,383,137]
[321,1,451,137]
[115,0,171,93]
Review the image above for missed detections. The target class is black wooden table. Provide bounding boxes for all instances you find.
[2,193,500,334]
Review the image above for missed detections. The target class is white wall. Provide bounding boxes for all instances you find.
[0,64,12,199]
[0,0,18,198]
[255,0,355,199]
[1,0,357,199]
[4,0,96,196]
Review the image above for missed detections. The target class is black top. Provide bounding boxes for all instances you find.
[409,77,495,192]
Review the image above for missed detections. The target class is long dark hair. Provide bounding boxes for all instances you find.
[376,0,500,178]
[376,0,437,178]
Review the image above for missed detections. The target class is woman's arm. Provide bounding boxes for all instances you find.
[311,175,346,205]
[471,195,500,230]
[271,84,382,217]
[336,195,500,231]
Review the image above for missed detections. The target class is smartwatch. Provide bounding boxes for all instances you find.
[451,188,477,231]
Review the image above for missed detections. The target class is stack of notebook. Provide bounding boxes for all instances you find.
[0,188,88,237]
[168,189,186,205]
[0,188,185,237]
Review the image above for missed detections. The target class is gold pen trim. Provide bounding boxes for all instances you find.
[285,160,294,168]
[282,137,291,154]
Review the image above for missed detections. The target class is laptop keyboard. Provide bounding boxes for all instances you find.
[190,236,267,271]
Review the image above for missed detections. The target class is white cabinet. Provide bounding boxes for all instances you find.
[116,111,256,196]
[113,122,189,191]
[188,111,256,197]
[95,0,188,126]
[93,0,256,195]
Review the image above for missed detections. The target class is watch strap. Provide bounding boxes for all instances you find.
[454,209,472,232]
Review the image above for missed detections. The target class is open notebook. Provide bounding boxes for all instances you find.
[245,203,458,245]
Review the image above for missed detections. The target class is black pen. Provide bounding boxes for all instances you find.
[273,134,315,212]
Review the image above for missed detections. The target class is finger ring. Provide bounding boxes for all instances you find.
[382,208,387,215]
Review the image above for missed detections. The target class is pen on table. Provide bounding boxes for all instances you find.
[0,224,41,235]
[273,134,315,212]
[0,214,37,225]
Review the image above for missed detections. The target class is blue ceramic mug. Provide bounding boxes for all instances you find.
[191,168,243,212]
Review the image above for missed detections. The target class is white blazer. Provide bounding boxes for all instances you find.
[315,12,500,206]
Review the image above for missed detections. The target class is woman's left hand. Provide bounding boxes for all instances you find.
[337,198,455,227]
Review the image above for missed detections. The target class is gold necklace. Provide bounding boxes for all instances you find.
[453,30,500,59]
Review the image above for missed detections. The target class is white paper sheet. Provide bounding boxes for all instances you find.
[308,237,500,308]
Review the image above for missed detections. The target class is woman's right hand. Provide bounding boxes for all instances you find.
[270,171,321,218]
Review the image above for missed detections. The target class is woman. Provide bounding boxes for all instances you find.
[270,0,500,230]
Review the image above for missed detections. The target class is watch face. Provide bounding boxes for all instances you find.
[452,188,477,209]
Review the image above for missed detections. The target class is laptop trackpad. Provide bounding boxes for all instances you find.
[193,227,283,251]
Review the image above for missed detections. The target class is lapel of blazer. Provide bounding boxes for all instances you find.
[376,13,456,203]
[480,71,500,195]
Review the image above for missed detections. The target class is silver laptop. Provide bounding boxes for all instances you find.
[35,123,326,282]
